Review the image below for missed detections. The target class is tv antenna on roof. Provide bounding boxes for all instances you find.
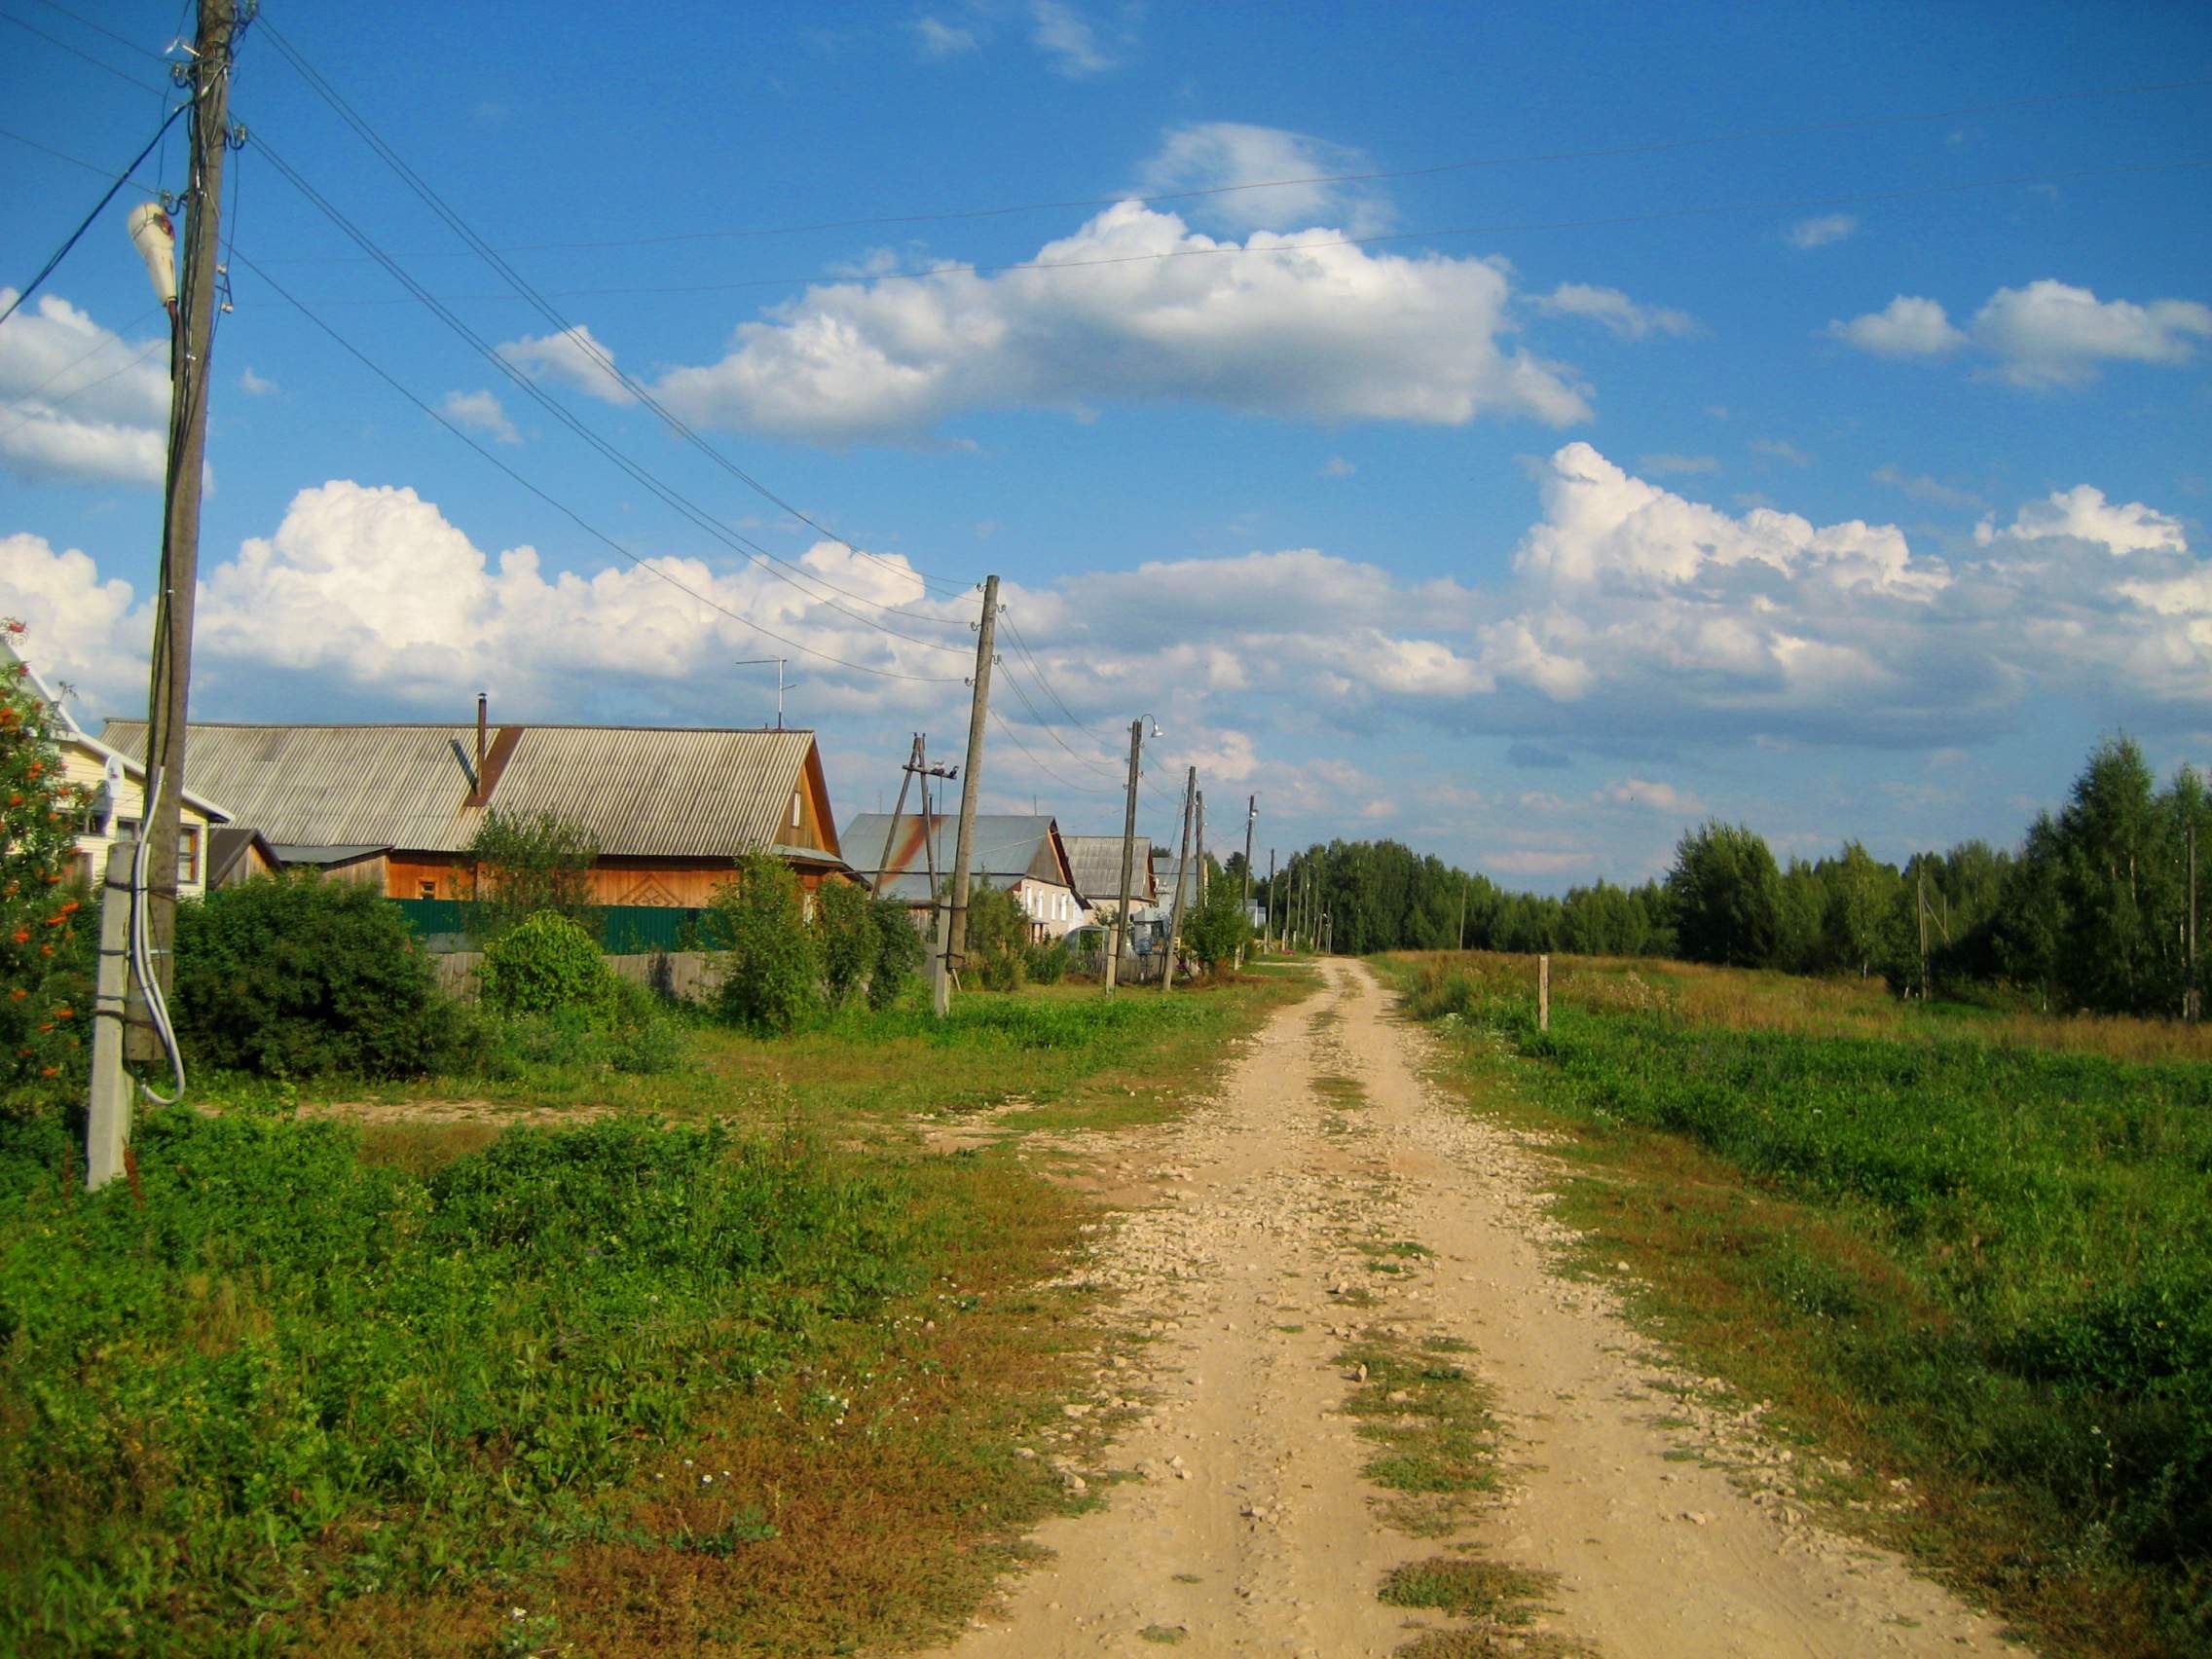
[733,658,798,728]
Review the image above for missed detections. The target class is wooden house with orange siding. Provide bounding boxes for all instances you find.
[101,701,849,908]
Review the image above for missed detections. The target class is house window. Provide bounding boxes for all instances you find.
[418,879,437,900]
[177,828,200,885]
[791,791,802,830]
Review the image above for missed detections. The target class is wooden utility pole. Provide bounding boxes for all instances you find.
[1240,794,1256,929]
[1160,766,1196,993]
[876,734,922,886]
[134,0,234,1058]
[1107,717,1143,992]
[1538,953,1551,1031]
[1917,866,1931,1003]
[940,574,999,1015]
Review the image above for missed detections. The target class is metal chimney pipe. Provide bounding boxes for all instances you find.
[475,692,488,791]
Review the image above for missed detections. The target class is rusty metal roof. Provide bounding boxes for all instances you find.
[840,813,1073,897]
[100,720,840,862]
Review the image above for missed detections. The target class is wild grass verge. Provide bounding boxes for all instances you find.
[1384,950,2212,1659]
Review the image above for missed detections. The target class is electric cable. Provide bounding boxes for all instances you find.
[0,95,193,329]
[126,764,187,1105]
[232,247,968,684]
[261,75,2212,263]
[986,706,1122,797]
[256,17,977,603]
[0,8,167,93]
[1000,611,1115,741]
[248,137,973,656]
[28,0,169,62]
[0,335,166,444]
[993,656,1122,777]
[0,302,161,413]
[0,125,165,195]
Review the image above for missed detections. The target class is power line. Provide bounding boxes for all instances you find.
[0,8,167,92]
[0,335,165,444]
[0,125,164,196]
[283,157,2212,309]
[233,247,969,687]
[993,655,1121,777]
[255,17,975,604]
[986,706,1121,797]
[1001,611,1112,741]
[248,134,972,656]
[0,302,161,413]
[258,75,2212,264]
[27,0,171,63]
[0,95,193,330]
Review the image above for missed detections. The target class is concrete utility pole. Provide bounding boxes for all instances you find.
[1195,791,1206,912]
[1107,717,1145,992]
[940,574,999,1015]
[1265,848,1276,950]
[134,0,235,1058]
[1161,765,1197,993]
[86,847,134,1191]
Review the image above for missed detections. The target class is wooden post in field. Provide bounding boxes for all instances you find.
[1537,952,1550,1032]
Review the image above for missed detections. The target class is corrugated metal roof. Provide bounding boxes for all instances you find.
[1061,833,1150,904]
[841,813,1073,890]
[101,720,835,861]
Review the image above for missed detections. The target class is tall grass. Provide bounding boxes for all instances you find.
[0,1111,967,1656]
[1398,952,2212,1652]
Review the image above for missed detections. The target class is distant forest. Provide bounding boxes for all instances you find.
[1243,736,2209,1020]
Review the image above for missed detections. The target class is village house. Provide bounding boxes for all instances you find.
[101,700,850,939]
[4,639,237,897]
[1060,832,1155,925]
[840,812,1082,941]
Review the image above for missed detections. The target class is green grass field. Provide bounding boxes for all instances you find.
[0,975,1304,1658]
[1385,950,2212,1659]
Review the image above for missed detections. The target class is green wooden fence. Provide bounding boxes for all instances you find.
[388,899,713,954]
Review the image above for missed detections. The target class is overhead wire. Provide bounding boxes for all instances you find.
[27,0,169,63]
[0,8,167,93]
[247,135,973,658]
[258,75,2212,263]
[0,333,166,444]
[992,656,1122,778]
[985,706,1121,797]
[0,125,165,196]
[254,17,976,604]
[0,95,194,329]
[303,157,2212,308]
[232,247,968,685]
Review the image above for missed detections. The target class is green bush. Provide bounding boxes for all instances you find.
[710,852,823,1033]
[868,896,926,1011]
[964,884,1027,992]
[815,878,874,1011]
[1023,938,1068,984]
[461,807,600,941]
[478,910,612,1016]
[175,876,468,1078]
[1182,868,1252,972]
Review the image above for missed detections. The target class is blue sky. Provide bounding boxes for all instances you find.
[4,0,2209,889]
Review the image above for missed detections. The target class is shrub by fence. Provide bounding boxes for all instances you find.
[435,949,717,1003]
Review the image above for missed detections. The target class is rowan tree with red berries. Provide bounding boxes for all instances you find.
[1,621,94,1124]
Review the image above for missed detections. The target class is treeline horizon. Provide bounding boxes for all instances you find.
[1241,734,2209,1020]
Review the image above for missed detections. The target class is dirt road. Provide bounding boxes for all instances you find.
[935,958,2024,1658]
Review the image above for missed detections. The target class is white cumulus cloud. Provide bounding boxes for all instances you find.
[1138,123,1388,236]
[497,324,637,406]
[1787,213,1858,249]
[648,203,1593,445]
[0,291,172,488]
[440,389,521,445]
[1530,282,1696,340]
[1826,295,1967,357]
[1971,279,2212,387]
[1030,0,1112,75]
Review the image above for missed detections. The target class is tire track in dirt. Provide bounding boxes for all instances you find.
[931,959,2027,1658]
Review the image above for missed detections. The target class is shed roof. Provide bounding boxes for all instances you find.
[100,720,843,864]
